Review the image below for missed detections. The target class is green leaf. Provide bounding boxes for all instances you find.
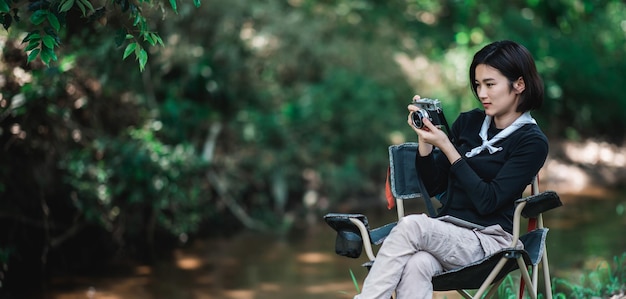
[39,46,58,64]
[114,29,127,47]
[47,14,60,32]
[123,42,137,59]
[138,48,147,71]
[133,13,141,26]
[143,32,154,45]
[151,33,163,46]
[143,33,163,46]
[42,35,56,48]
[75,0,85,16]
[58,0,74,13]
[168,0,177,13]
[77,0,94,13]
[40,46,52,64]
[30,10,47,25]
[22,31,41,43]
[25,40,40,51]
[49,48,58,61]
[192,0,200,8]
[27,48,40,63]
[0,0,10,13]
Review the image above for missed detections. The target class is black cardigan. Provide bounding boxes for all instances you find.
[415,108,549,233]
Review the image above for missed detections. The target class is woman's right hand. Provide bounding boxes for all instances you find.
[407,95,434,156]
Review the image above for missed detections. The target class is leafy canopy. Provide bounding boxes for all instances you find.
[0,0,200,70]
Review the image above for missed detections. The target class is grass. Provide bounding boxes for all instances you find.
[553,252,626,298]
[344,252,626,298]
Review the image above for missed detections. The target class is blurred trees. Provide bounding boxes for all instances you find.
[1,0,625,293]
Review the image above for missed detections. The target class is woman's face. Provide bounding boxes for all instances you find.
[474,64,523,120]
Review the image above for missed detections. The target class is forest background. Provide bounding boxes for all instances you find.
[1,0,625,296]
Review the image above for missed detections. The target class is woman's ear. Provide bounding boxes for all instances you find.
[513,77,526,94]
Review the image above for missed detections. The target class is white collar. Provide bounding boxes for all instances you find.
[465,112,536,158]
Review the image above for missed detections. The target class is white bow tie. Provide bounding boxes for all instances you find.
[465,112,536,158]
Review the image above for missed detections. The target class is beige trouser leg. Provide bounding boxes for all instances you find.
[355,214,513,299]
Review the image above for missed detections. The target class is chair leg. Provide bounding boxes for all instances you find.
[483,277,505,298]
[542,247,554,299]
[532,264,539,291]
[454,277,503,299]
[456,290,473,299]
[473,257,509,298]
[517,258,537,299]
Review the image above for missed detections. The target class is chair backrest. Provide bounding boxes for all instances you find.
[386,143,437,218]
[386,142,549,221]
[387,142,422,200]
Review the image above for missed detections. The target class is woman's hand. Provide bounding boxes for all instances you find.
[407,95,435,156]
[407,95,461,164]
[412,117,449,148]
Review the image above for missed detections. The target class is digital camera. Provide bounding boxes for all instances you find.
[411,98,446,129]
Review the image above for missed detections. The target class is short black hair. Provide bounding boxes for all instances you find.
[469,40,544,112]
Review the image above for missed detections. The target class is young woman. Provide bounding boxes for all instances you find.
[354,40,548,299]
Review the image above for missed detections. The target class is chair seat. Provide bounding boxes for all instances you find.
[432,228,547,291]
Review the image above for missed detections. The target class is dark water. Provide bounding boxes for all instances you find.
[46,192,626,299]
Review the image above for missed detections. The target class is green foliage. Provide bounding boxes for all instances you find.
[554,253,626,298]
[59,127,211,235]
[489,253,626,298]
[1,0,177,70]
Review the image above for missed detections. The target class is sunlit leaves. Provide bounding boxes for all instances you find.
[122,30,159,71]
[76,0,95,16]
[47,11,60,31]
[22,8,62,65]
[29,9,47,25]
[58,0,94,16]
[122,41,147,71]
[0,0,10,13]
[39,44,58,64]
[58,0,74,12]
[123,42,137,59]
[27,48,40,63]
[10,0,191,71]
[143,32,163,46]
[23,31,42,63]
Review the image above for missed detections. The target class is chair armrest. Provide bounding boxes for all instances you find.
[323,213,396,261]
[324,213,369,231]
[323,213,374,259]
[515,191,562,218]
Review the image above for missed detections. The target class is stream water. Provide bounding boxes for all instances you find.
[43,192,626,299]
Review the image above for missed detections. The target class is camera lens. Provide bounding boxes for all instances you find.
[412,110,429,129]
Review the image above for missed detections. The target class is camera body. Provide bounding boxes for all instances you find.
[411,98,445,129]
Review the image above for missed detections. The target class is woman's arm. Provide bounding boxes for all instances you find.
[451,132,548,215]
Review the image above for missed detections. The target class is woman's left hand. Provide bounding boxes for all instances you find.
[412,117,450,149]
[417,117,462,164]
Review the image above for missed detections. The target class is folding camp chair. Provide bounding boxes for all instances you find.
[324,142,563,299]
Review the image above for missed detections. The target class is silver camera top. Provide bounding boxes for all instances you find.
[412,98,442,111]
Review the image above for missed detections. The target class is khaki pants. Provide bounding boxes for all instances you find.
[355,214,520,299]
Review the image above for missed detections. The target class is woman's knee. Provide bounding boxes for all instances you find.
[396,213,431,230]
[403,251,442,279]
